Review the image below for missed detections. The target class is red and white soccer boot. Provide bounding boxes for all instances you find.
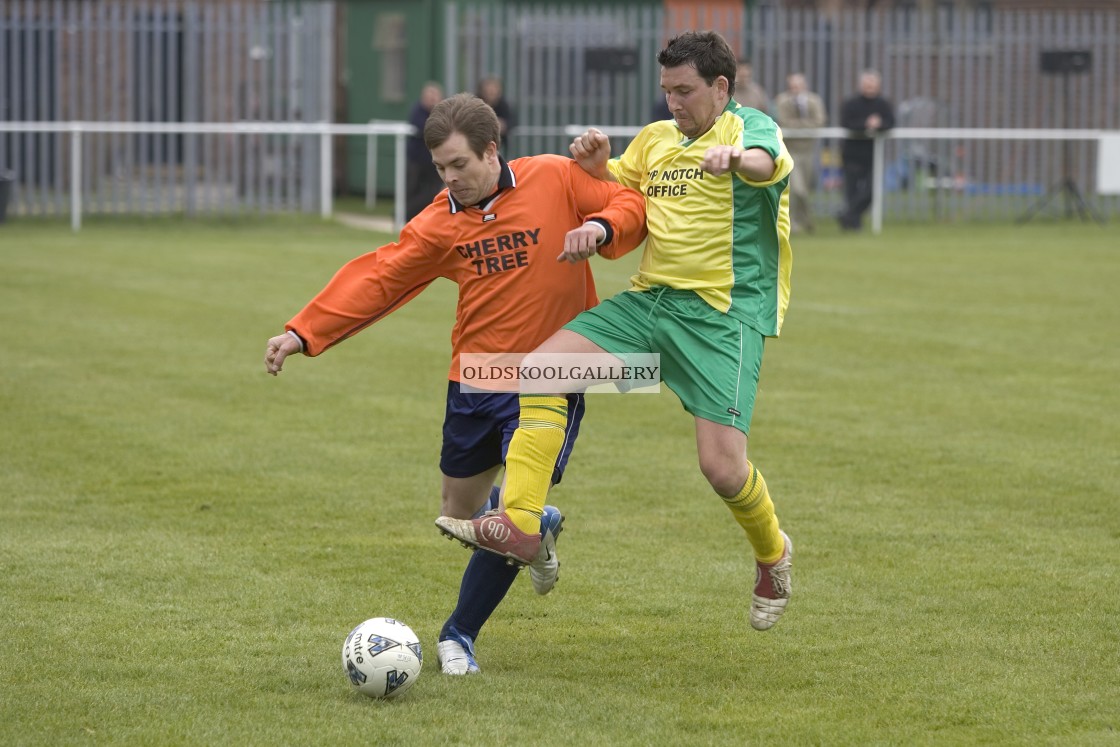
[435,510,542,566]
[750,531,793,631]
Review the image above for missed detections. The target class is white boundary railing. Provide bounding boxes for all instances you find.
[565,126,1118,233]
[1,123,1116,233]
[364,120,416,213]
[0,121,414,232]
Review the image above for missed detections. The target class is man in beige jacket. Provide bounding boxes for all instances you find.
[774,72,827,233]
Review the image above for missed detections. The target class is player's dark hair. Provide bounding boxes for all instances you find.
[423,93,500,158]
[657,31,737,92]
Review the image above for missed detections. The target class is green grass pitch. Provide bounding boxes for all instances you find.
[2,216,1118,745]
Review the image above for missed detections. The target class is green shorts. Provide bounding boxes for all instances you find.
[565,288,765,434]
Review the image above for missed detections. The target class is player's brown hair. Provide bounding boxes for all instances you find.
[423,93,501,158]
[658,31,738,93]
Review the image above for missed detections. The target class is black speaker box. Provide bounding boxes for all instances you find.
[1040,50,1092,75]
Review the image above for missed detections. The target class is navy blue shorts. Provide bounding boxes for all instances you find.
[440,381,586,485]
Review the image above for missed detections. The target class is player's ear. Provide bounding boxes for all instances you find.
[484,141,499,163]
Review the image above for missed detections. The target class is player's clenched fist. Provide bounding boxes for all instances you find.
[569,128,610,159]
[569,128,612,180]
[264,333,301,375]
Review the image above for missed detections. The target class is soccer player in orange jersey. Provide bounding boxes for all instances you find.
[264,93,646,674]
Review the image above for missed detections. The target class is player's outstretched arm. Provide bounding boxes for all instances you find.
[264,332,302,376]
[568,128,615,182]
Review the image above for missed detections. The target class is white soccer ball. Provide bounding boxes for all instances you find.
[341,617,423,699]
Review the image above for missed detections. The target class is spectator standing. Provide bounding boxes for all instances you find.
[477,76,516,153]
[774,72,827,233]
[406,82,446,220]
[735,61,770,114]
[838,70,895,231]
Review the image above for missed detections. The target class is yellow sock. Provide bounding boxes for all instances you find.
[503,395,568,535]
[722,462,785,563]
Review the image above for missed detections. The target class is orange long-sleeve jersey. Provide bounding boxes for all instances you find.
[287,154,647,380]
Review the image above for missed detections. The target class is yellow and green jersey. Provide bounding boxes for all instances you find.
[607,101,793,336]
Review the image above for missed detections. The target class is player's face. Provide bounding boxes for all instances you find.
[430,131,500,206]
[660,64,730,139]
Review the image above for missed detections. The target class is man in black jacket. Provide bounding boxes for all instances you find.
[838,70,895,231]
[406,82,446,220]
[477,77,516,153]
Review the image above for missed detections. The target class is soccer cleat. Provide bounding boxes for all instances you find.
[437,629,480,675]
[529,505,564,595]
[435,510,542,566]
[750,531,793,631]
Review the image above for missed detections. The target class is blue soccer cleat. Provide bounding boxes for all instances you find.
[437,626,481,675]
[529,505,564,595]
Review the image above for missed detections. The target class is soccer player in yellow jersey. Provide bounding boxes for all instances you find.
[437,31,796,631]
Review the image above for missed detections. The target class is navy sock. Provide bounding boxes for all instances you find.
[442,488,518,643]
[471,485,501,519]
[440,550,520,643]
